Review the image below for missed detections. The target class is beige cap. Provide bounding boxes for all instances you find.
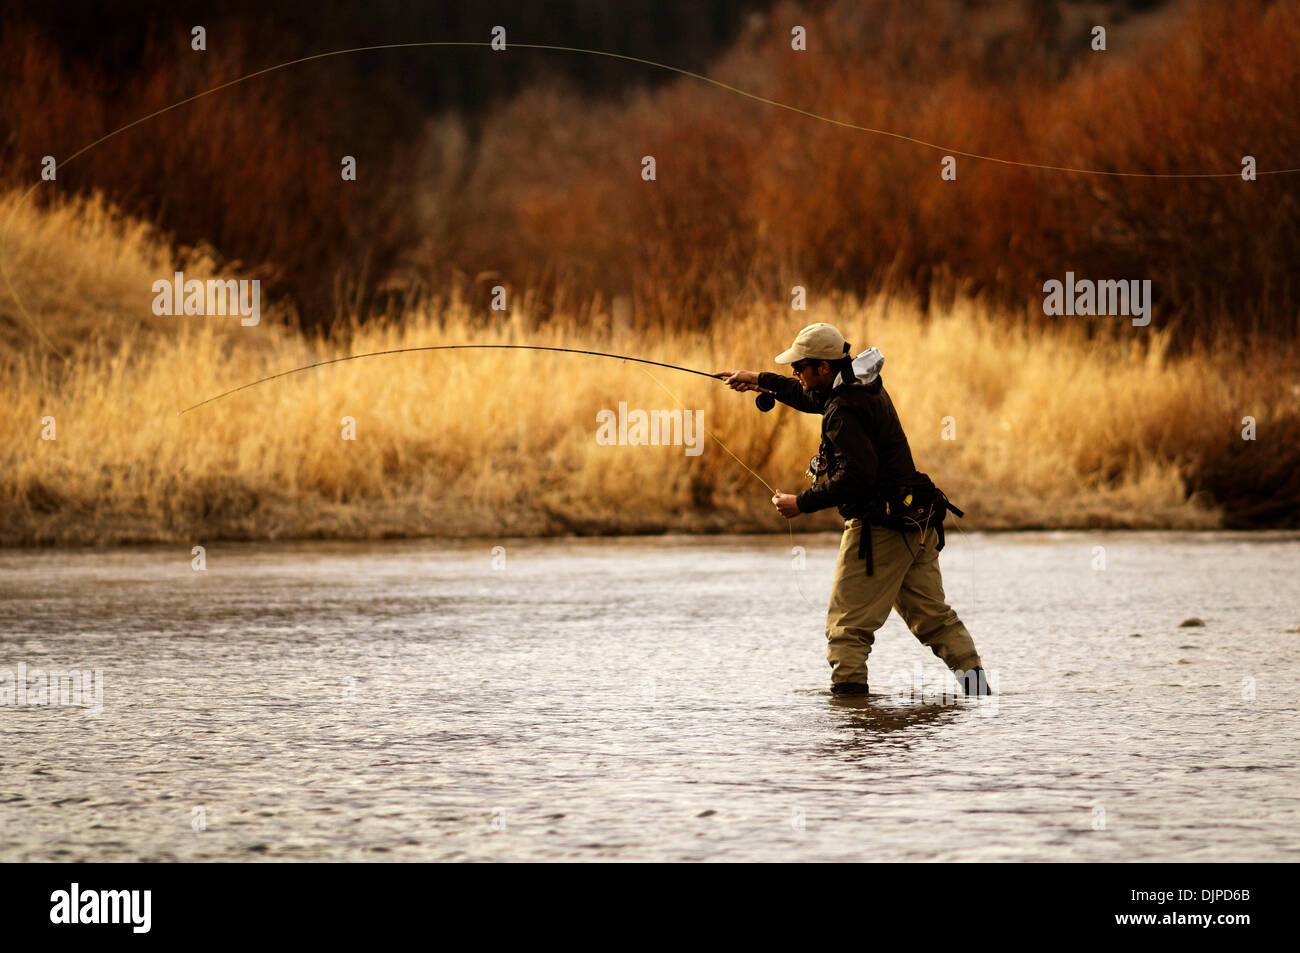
[775,323,849,364]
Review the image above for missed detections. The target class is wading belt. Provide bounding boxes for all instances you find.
[857,520,876,576]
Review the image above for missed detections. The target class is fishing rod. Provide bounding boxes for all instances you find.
[178,343,780,415]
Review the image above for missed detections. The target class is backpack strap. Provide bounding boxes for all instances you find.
[933,490,964,552]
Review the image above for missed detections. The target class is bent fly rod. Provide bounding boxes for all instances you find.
[177,343,780,415]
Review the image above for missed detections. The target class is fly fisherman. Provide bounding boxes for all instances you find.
[721,323,991,697]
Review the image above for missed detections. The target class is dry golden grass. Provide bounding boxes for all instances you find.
[4,188,1296,546]
[0,188,266,357]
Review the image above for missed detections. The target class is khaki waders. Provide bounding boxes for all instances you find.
[826,518,982,688]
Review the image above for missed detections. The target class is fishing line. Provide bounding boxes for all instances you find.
[948,508,978,608]
[634,364,822,610]
[9,38,1298,360]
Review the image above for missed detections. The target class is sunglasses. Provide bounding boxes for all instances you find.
[791,360,820,375]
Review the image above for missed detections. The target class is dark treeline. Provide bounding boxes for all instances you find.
[3,0,1297,342]
[1,0,778,323]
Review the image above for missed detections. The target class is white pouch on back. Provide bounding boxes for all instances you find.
[834,347,884,387]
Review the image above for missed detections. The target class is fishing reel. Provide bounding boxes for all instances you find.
[755,392,776,412]
[806,451,829,485]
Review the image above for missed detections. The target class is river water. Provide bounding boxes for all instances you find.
[2,531,1298,862]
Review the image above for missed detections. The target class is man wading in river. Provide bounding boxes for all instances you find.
[722,323,991,697]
